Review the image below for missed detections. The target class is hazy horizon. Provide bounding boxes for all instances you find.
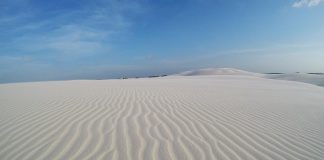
[1,0,324,83]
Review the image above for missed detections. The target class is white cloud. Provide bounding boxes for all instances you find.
[1,0,146,55]
[292,0,323,8]
[11,25,111,56]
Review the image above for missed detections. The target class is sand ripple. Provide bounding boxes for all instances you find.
[1,76,324,160]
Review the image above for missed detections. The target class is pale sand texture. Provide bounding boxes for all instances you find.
[1,75,324,160]
[176,68,262,77]
[177,68,324,87]
[266,73,324,87]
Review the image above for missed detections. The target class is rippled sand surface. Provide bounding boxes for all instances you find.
[1,75,324,160]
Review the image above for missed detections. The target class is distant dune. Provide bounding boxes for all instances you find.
[176,68,324,87]
[265,73,324,87]
[175,68,262,77]
[1,69,324,159]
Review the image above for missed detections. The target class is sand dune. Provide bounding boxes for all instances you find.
[176,68,262,77]
[177,68,324,87]
[1,75,324,160]
[266,73,324,87]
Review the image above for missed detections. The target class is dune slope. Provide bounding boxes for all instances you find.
[177,68,324,87]
[1,76,324,160]
[176,68,262,77]
[266,73,324,87]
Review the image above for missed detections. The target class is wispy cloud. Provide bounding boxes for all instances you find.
[14,25,111,55]
[292,0,323,8]
[0,0,148,83]
[0,0,146,55]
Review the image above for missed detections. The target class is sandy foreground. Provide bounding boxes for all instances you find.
[1,75,324,160]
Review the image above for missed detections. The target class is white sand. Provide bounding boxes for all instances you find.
[266,73,324,87]
[176,68,262,77]
[177,68,324,87]
[1,71,324,159]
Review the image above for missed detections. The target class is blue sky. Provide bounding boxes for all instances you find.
[1,0,324,83]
